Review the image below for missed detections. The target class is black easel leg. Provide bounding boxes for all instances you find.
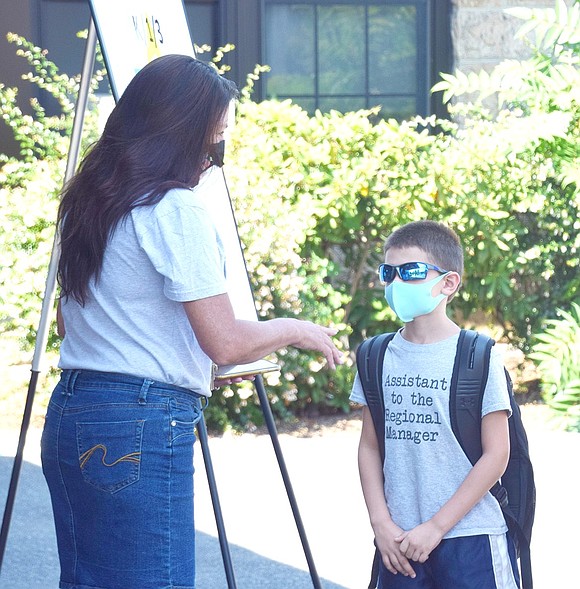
[254,375,322,589]
[197,414,237,589]
[0,19,97,577]
[0,371,39,572]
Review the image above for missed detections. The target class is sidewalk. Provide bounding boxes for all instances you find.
[0,407,578,588]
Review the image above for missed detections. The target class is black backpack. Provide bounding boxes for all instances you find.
[356,329,535,589]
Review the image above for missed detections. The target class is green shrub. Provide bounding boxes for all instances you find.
[529,302,580,431]
[0,32,103,352]
[431,0,580,345]
[1,3,578,431]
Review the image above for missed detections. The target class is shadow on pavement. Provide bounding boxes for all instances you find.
[0,456,348,589]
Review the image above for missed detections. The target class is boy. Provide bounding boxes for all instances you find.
[350,221,520,588]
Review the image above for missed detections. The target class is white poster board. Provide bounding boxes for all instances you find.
[196,166,260,322]
[88,0,258,322]
[89,0,196,101]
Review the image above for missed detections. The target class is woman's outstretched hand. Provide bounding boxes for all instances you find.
[290,320,344,370]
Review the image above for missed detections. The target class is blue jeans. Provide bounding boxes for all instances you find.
[41,369,204,589]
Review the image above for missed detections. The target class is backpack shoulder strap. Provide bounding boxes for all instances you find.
[356,333,396,589]
[356,333,396,464]
[450,329,508,503]
[449,329,495,466]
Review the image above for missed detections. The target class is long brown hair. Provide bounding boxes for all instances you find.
[58,55,238,305]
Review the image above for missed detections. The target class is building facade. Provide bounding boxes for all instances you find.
[0,0,552,155]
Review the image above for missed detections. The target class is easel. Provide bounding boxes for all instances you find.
[0,18,322,589]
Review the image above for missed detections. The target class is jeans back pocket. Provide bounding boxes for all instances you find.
[77,420,144,493]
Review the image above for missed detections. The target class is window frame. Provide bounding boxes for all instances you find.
[260,0,451,118]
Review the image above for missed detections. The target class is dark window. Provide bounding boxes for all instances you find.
[37,1,217,80]
[184,1,218,54]
[264,0,446,119]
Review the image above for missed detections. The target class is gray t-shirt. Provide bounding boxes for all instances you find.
[350,330,510,538]
[59,186,227,395]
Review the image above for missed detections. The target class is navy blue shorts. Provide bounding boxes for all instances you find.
[378,533,520,589]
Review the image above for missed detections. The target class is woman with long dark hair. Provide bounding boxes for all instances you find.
[41,55,341,589]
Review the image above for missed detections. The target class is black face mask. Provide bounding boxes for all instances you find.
[206,139,225,168]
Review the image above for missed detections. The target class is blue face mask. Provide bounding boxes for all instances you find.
[384,273,448,323]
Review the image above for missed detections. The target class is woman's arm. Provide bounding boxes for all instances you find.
[358,407,416,578]
[396,409,510,563]
[183,293,342,369]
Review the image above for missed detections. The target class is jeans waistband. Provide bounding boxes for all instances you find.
[59,369,202,400]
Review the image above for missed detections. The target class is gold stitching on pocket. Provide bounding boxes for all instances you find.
[79,444,141,469]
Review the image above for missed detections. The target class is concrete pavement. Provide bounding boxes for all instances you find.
[0,408,578,588]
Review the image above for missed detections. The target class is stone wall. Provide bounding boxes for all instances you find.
[452,0,557,73]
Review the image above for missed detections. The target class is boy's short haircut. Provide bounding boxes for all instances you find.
[384,220,464,278]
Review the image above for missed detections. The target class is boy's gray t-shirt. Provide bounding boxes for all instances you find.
[350,331,510,538]
[59,186,227,396]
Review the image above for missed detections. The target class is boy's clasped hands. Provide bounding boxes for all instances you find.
[378,519,445,578]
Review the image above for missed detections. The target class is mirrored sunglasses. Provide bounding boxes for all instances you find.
[377,261,449,284]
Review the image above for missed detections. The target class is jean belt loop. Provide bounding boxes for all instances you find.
[138,379,153,405]
[61,369,79,396]
[60,370,71,395]
[68,370,80,396]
